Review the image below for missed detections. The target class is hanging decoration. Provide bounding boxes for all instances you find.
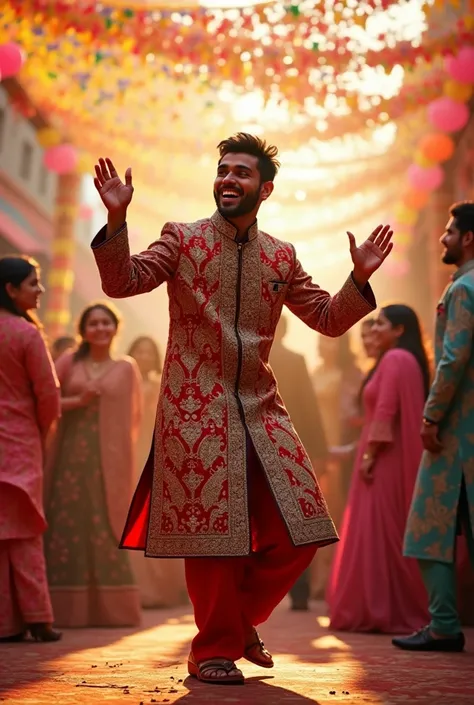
[407,163,444,192]
[428,97,470,133]
[0,41,24,79]
[3,0,473,116]
[444,45,474,84]
[387,42,474,278]
[44,144,79,175]
[417,133,455,163]
[0,0,471,285]
[0,0,448,191]
[5,0,473,82]
[44,172,81,339]
[37,128,62,149]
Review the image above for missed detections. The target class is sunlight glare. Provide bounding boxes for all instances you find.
[311,635,352,651]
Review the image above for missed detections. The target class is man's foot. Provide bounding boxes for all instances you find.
[244,627,274,668]
[392,626,465,652]
[188,653,244,684]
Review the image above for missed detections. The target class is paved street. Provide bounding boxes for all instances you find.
[1,600,473,705]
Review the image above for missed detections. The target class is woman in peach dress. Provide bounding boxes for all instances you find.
[44,303,142,627]
[0,256,61,642]
[128,336,187,608]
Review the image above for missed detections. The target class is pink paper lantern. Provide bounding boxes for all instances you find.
[445,47,474,85]
[427,97,469,133]
[407,163,444,192]
[0,42,25,79]
[44,144,78,175]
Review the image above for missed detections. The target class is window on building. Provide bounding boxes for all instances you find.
[39,162,49,196]
[19,141,33,180]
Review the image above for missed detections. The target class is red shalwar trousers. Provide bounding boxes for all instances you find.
[0,536,53,638]
[185,436,317,663]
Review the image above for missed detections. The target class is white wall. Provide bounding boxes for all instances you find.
[0,86,57,215]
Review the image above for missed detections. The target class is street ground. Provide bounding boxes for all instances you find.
[1,600,473,705]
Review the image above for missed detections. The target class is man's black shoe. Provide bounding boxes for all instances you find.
[392,626,465,652]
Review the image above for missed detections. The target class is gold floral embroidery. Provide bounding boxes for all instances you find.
[99,216,375,556]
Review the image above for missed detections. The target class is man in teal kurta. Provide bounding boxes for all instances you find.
[393,201,474,653]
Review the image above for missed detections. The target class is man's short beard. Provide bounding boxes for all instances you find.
[442,249,462,265]
[214,187,261,218]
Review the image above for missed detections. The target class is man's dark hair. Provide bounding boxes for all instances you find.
[450,201,474,236]
[217,133,280,183]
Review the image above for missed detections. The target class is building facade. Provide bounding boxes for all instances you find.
[0,85,57,273]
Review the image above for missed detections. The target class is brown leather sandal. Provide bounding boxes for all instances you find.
[244,629,274,668]
[188,652,244,684]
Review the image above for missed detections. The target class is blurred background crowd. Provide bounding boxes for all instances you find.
[0,0,473,640]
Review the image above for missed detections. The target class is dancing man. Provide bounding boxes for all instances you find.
[91,133,392,684]
[394,201,474,653]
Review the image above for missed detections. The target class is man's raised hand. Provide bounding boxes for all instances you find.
[348,224,394,288]
[94,158,134,215]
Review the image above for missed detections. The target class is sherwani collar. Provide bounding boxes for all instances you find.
[452,259,474,281]
[210,210,259,242]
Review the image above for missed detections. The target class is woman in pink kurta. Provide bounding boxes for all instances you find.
[44,303,143,627]
[127,336,187,608]
[0,256,61,642]
[327,304,430,633]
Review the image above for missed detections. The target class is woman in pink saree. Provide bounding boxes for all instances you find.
[0,256,61,642]
[327,304,430,633]
[44,303,142,627]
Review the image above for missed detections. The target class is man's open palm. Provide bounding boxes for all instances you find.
[348,224,394,279]
[94,158,133,213]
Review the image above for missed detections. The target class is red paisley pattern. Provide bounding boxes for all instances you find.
[92,211,375,556]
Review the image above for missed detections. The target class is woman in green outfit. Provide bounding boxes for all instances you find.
[44,302,142,627]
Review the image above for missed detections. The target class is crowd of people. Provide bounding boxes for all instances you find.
[1,254,472,643]
[0,268,189,641]
[270,308,432,629]
[0,133,472,687]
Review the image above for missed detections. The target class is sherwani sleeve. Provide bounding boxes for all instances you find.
[91,221,180,298]
[284,251,376,336]
[367,350,401,444]
[25,328,61,437]
[424,283,474,424]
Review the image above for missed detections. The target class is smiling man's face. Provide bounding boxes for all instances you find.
[213,152,267,219]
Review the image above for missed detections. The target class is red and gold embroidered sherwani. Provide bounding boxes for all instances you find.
[92,211,376,558]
